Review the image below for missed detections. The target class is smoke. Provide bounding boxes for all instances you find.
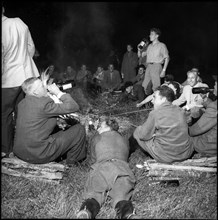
[47,2,114,72]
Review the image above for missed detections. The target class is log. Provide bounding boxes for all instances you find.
[2,157,67,172]
[142,157,217,178]
[148,163,217,173]
[148,168,204,178]
[2,165,63,183]
[173,156,217,167]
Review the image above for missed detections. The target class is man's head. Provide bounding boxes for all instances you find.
[22,77,47,97]
[97,118,119,134]
[127,44,133,52]
[152,85,175,109]
[187,70,199,87]
[164,74,174,84]
[81,64,87,71]
[149,28,161,41]
[108,64,114,71]
[97,65,103,72]
[137,64,146,74]
[168,81,181,99]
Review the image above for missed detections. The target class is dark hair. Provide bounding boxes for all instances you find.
[164,74,174,83]
[156,85,175,102]
[170,81,181,99]
[105,118,119,131]
[137,64,146,71]
[150,28,161,37]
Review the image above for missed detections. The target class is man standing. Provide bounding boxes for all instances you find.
[141,28,169,96]
[121,44,138,83]
[2,7,39,156]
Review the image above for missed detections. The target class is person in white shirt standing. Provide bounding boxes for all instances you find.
[2,6,39,156]
[141,28,170,96]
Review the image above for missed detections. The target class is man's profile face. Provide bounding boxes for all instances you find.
[149,31,158,41]
[152,90,165,109]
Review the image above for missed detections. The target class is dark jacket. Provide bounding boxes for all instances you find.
[189,100,217,156]
[13,93,79,161]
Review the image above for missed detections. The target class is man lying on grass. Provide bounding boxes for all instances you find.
[77,118,140,219]
[13,75,87,165]
[129,85,194,163]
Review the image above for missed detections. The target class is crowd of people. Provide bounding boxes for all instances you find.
[2,6,217,219]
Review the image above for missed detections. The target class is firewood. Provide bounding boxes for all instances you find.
[173,156,217,167]
[2,165,63,181]
[148,163,217,173]
[2,157,67,172]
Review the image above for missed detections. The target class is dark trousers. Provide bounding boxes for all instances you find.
[50,124,87,164]
[133,84,146,103]
[2,87,24,153]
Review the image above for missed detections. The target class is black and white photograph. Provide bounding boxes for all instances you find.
[2,1,217,219]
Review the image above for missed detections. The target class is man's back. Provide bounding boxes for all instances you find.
[2,16,39,87]
[90,130,129,163]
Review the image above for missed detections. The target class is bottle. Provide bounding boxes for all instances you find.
[58,80,76,91]
[192,87,213,94]
[138,38,148,50]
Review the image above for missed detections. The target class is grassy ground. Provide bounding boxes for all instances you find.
[1,92,217,219]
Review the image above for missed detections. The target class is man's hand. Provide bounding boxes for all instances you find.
[160,70,166,78]
[40,70,50,89]
[121,72,124,79]
[47,83,61,96]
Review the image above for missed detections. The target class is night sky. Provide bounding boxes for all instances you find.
[3,1,217,86]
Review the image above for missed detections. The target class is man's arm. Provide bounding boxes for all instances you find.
[27,28,35,58]
[160,43,169,78]
[189,102,217,136]
[133,111,156,141]
[172,86,188,106]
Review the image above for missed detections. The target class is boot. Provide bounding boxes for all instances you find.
[115,200,136,219]
[76,198,100,219]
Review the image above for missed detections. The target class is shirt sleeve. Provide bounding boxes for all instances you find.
[133,110,156,141]
[189,102,217,136]
[42,93,79,116]
[27,28,35,58]
[161,43,169,59]
[172,86,187,106]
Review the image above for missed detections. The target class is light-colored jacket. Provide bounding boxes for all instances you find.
[2,15,39,88]
[172,82,208,109]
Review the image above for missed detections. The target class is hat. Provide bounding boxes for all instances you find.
[212,75,217,82]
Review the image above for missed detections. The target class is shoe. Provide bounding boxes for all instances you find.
[76,209,91,219]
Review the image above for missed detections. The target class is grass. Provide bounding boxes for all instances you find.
[1,92,217,219]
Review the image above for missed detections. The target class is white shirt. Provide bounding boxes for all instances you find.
[172,82,208,109]
[2,15,39,88]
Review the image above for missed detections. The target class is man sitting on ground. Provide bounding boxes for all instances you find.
[130,85,193,163]
[189,75,217,157]
[13,76,87,165]
[172,69,208,123]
